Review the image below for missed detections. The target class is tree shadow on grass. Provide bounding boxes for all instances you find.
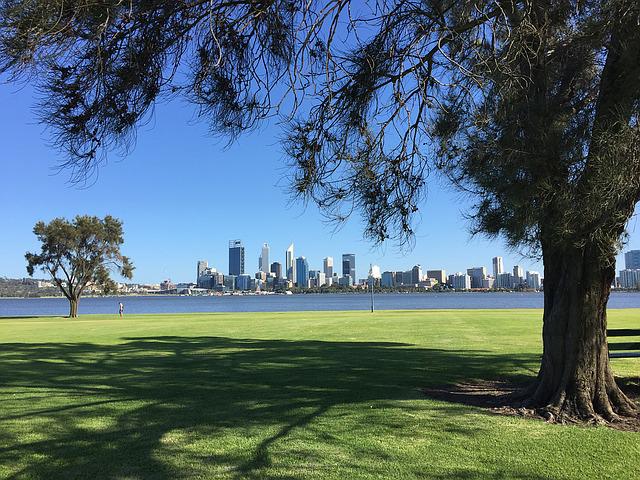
[0,336,543,479]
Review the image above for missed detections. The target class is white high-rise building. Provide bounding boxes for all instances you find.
[492,256,504,278]
[259,243,270,273]
[448,272,471,290]
[369,264,382,279]
[526,271,541,290]
[513,265,524,285]
[323,257,334,278]
[286,243,296,282]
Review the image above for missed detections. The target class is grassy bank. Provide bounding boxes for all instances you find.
[0,309,638,479]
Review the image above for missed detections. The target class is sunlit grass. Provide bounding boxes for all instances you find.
[0,309,638,479]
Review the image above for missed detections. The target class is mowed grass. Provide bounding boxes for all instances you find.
[0,309,638,480]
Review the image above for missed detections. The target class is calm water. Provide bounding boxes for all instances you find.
[2,292,640,317]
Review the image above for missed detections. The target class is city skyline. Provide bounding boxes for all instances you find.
[2,85,640,284]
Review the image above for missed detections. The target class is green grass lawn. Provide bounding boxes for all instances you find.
[0,309,638,479]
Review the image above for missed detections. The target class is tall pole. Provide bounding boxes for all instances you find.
[369,263,375,313]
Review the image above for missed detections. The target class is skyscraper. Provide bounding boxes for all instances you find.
[270,262,282,279]
[295,256,309,288]
[492,256,504,278]
[228,240,245,276]
[197,260,208,284]
[286,243,295,282]
[411,265,422,284]
[323,257,334,278]
[467,267,487,289]
[259,243,270,273]
[342,253,356,279]
[625,250,640,270]
[513,265,524,285]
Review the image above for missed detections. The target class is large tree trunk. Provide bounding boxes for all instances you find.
[523,243,638,422]
[68,297,79,318]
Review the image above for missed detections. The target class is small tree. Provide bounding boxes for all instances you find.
[26,215,134,317]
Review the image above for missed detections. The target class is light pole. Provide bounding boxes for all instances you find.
[369,263,375,313]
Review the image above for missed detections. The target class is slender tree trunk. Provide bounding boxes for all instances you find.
[68,296,79,318]
[523,242,638,421]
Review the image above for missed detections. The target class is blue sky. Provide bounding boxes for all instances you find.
[2,82,639,284]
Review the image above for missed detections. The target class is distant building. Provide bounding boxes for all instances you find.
[466,267,487,289]
[342,254,356,280]
[370,265,382,279]
[619,269,640,289]
[270,261,282,280]
[296,256,309,288]
[513,265,524,286]
[229,240,245,276]
[259,243,270,273]
[255,271,267,282]
[338,275,353,287]
[160,279,176,291]
[419,278,438,289]
[237,274,252,291]
[197,260,208,284]
[526,271,541,290]
[323,257,334,278]
[224,275,237,291]
[411,265,422,285]
[448,272,471,290]
[381,271,395,287]
[496,272,513,289]
[625,250,640,270]
[286,243,296,282]
[402,270,414,286]
[426,269,447,284]
[394,271,404,285]
[492,256,504,278]
[482,277,495,289]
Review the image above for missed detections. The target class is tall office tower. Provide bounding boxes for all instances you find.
[286,243,296,282]
[342,254,356,279]
[625,250,640,270]
[228,240,245,276]
[259,243,270,273]
[197,260,208,283]
[295,256,309,288]
[323,257,334,278]
[411,265,422,284]
[466,267,487,289]
[492,256,504,278]
[270,262,282,279]
[513,265,524,285]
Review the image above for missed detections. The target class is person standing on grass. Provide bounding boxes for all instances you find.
[119,302,124,318]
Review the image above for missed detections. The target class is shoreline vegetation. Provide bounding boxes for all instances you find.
[4,277,640,299]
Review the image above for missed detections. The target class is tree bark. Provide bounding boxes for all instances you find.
[522,242,638,421]
[68,297,79,318]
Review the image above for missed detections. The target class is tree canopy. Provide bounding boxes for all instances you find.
[26,215,133,317]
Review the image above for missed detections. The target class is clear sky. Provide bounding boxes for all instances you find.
[2,82,640,284]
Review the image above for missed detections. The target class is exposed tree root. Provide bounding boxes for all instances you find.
[422,378,640,431]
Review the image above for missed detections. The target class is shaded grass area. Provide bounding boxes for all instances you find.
[0,309,638,479]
